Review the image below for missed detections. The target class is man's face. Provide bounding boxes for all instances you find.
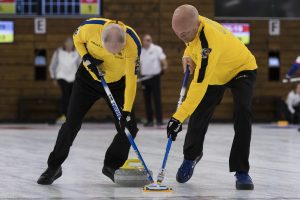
[172,20,199,43]
[142,36,152,49]
[103,29,125,54]
[105,42,124,54]
[64,38,74,51]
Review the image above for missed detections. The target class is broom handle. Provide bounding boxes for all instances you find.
[97,69,154,183]
[157,66,190,184]
[161,137,172,170]
[177,66,191,108]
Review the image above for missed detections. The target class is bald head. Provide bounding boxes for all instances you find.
[172,4,200,43]
[101,23,126,54]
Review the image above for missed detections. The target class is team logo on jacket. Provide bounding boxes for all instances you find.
[201,48,212,58]
[114,52,123,59]
[91,41,103,48]
[135,58,141,75]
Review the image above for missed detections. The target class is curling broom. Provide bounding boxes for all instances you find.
[95,68,171,192]
[144,66,190,192]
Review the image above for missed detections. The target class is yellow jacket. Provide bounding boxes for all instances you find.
[73,18,141,112]
[173,16,257,122]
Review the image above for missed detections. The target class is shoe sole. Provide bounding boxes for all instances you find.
[236,183,254,190]
[37,170,62,185]
[176,153,203,183]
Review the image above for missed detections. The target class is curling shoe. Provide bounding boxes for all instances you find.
[176,153,203,183]
[37,166,62,185]
[102,165,116,182]
[235,171,254,190]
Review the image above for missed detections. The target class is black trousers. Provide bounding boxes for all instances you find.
[57,79,73,116]
[275,99,300,124]
[47,65,138,170]
[141,75,163,123]
[275,99,293,122]
[184,70,256,172]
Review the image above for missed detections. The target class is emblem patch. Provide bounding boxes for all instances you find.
[201,48,212,58]
[135,58,141,75]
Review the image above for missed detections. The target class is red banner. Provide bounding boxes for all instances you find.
[0,0,15,2]
[242,25,250,32]
[81,0,97,3]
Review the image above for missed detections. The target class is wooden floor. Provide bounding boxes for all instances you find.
[0,123,300,199]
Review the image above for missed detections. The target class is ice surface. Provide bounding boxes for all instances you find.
[0,123,300,199]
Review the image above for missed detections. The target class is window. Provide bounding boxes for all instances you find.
[0,0,102,17]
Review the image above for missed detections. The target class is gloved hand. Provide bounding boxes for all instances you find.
[82,53,104,77]
[167,117,182,141]
[119,111,138,134]
[282,74,291,83]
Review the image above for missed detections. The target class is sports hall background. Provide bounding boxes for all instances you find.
[0,0,298,123]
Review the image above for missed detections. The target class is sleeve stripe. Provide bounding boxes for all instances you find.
[81,19,106,25]
[126,28,141,57]
[197,28,209,83]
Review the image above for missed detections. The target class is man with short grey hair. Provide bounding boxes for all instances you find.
[101,23,126,54]
[37,18,142,185]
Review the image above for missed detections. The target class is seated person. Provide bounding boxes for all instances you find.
[284,56,300,80]
[276,83,300,123]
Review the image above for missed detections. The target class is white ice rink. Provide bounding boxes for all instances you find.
[0,123,300,199]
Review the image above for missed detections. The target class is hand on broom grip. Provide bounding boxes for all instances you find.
[119,111,139,134]
[82,53,104,77]
[167,117,182,141]
[182,56,195,74]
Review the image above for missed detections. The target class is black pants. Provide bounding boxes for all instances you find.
[275,99,300,124]
[141,75,163,123]
[275,99,293,122]
[184,70,256,172]
[47,65,138,170]
[57,79,73,116]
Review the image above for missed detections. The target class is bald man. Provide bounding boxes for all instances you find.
[37,18,141,185]
[167,5,257,190]
[140,34,168,127]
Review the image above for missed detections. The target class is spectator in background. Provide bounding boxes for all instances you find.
[284,55,300,81]
[276,84,300,123]
[140,34,168,127]
[49,37,81,123]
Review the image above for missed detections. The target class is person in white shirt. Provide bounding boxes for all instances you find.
[276,84,300,123]
[49,37,81,123]
[286,85,300,114]
[140,34,168,127]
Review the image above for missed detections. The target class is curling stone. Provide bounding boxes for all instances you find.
[115,158,152,187]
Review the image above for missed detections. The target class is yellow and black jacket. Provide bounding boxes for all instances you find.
[73,18,141,112]
[173,16,257,122]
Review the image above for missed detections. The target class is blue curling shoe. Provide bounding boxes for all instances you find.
[176,153,203,183]
[235,171,254,190]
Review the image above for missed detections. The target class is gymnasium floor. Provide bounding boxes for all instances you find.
[0,123,300,199]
